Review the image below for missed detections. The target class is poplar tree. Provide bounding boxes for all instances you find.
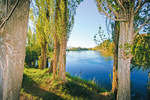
[53,0,83,81]
[95,0,150,99]
[30,0,53,69]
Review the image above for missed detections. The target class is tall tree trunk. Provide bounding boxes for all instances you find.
[56,42,60,74]
[59,0,67,82]
[59,36,67,82]
[48,59,53,73]
[42,46,47,69]
[112,21,119,98]
[39,45,47,69]
[117,19,133,100]
[117,22,131,100]
[117,2,134,99]
[53,36,57,79]
[53,0,59,79]
[0,0,29,99]
[62,36,67,82]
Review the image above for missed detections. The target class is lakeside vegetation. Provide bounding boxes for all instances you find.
[20,65,114,100]
[67,47,91,51]
[92,39,114,53]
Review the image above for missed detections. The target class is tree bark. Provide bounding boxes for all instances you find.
[53,0,59,79]
[53,35,57,79]
[49,59,54,73]
[56,42,60,74]
[59,35,67,82]
[117,1,135,99]
[59,0,67,82]
[0,0,29,99]
[42,46,47,69]
[112,21,119,98]
[38,45,47,69]
[117,17,133,100]
[117,22,131,100]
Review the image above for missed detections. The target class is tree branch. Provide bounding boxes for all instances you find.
[133,17,150,37]
[96,0,127,21]
[102,0,119,18]
[116,0,126,14]
[102,9,127,21]
[134,0,142,15]
[0,0,20,29]
[134,0,147,15]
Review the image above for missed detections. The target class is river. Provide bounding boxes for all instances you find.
[66,50,149,100]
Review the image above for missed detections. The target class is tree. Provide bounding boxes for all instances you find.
[53,0,60,79]
[58,0,68,82]
[95,0,150,99]
[105,17,119,98]
[0,0,29,99]
[112,21,119,98]
[30,0,54,69]
[53,0,83,80]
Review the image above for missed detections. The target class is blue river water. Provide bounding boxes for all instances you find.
[66,51,149,100]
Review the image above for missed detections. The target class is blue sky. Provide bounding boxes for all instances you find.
[67,0,107,48]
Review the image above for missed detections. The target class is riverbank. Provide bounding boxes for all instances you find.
[20,66,114,100]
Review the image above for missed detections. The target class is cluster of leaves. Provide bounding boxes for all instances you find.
[93,39,114,53]
[93,25,114,53]
[132,33,150,68]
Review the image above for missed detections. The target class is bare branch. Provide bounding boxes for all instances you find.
[102,9,127,21]
[133,17,150,37]
[116,0,126,13]
[134,0,142,15]
[134,0,147,15]
[96,0,127,21]
[103,0,119,18]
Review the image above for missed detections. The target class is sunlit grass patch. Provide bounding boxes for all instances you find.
[21,67,113,100]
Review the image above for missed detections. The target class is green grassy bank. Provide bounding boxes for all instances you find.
[20,66,114,100]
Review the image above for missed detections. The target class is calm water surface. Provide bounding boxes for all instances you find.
[66,51,149,100]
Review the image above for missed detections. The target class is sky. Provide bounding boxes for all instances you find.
[67,0,107,48]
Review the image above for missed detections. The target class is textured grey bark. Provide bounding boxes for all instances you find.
[117,19,133,100]
[0,0,29,99]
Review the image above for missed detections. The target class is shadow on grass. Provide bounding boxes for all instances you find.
[61,81,93,99]
[21,73,64,100]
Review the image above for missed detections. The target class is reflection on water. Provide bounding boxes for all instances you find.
[66,50,149,100]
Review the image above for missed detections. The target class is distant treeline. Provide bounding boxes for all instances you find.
[67,47,92,51]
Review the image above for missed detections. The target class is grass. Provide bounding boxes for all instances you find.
[20,65,114,100]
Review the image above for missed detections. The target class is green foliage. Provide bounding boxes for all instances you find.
[29,0,54,69]
[124,43,132,50]
[25,28,40,67]
[132,34,150,67]
[93,39,114,53]
[93,26,108,46]
[119,44,123,48]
